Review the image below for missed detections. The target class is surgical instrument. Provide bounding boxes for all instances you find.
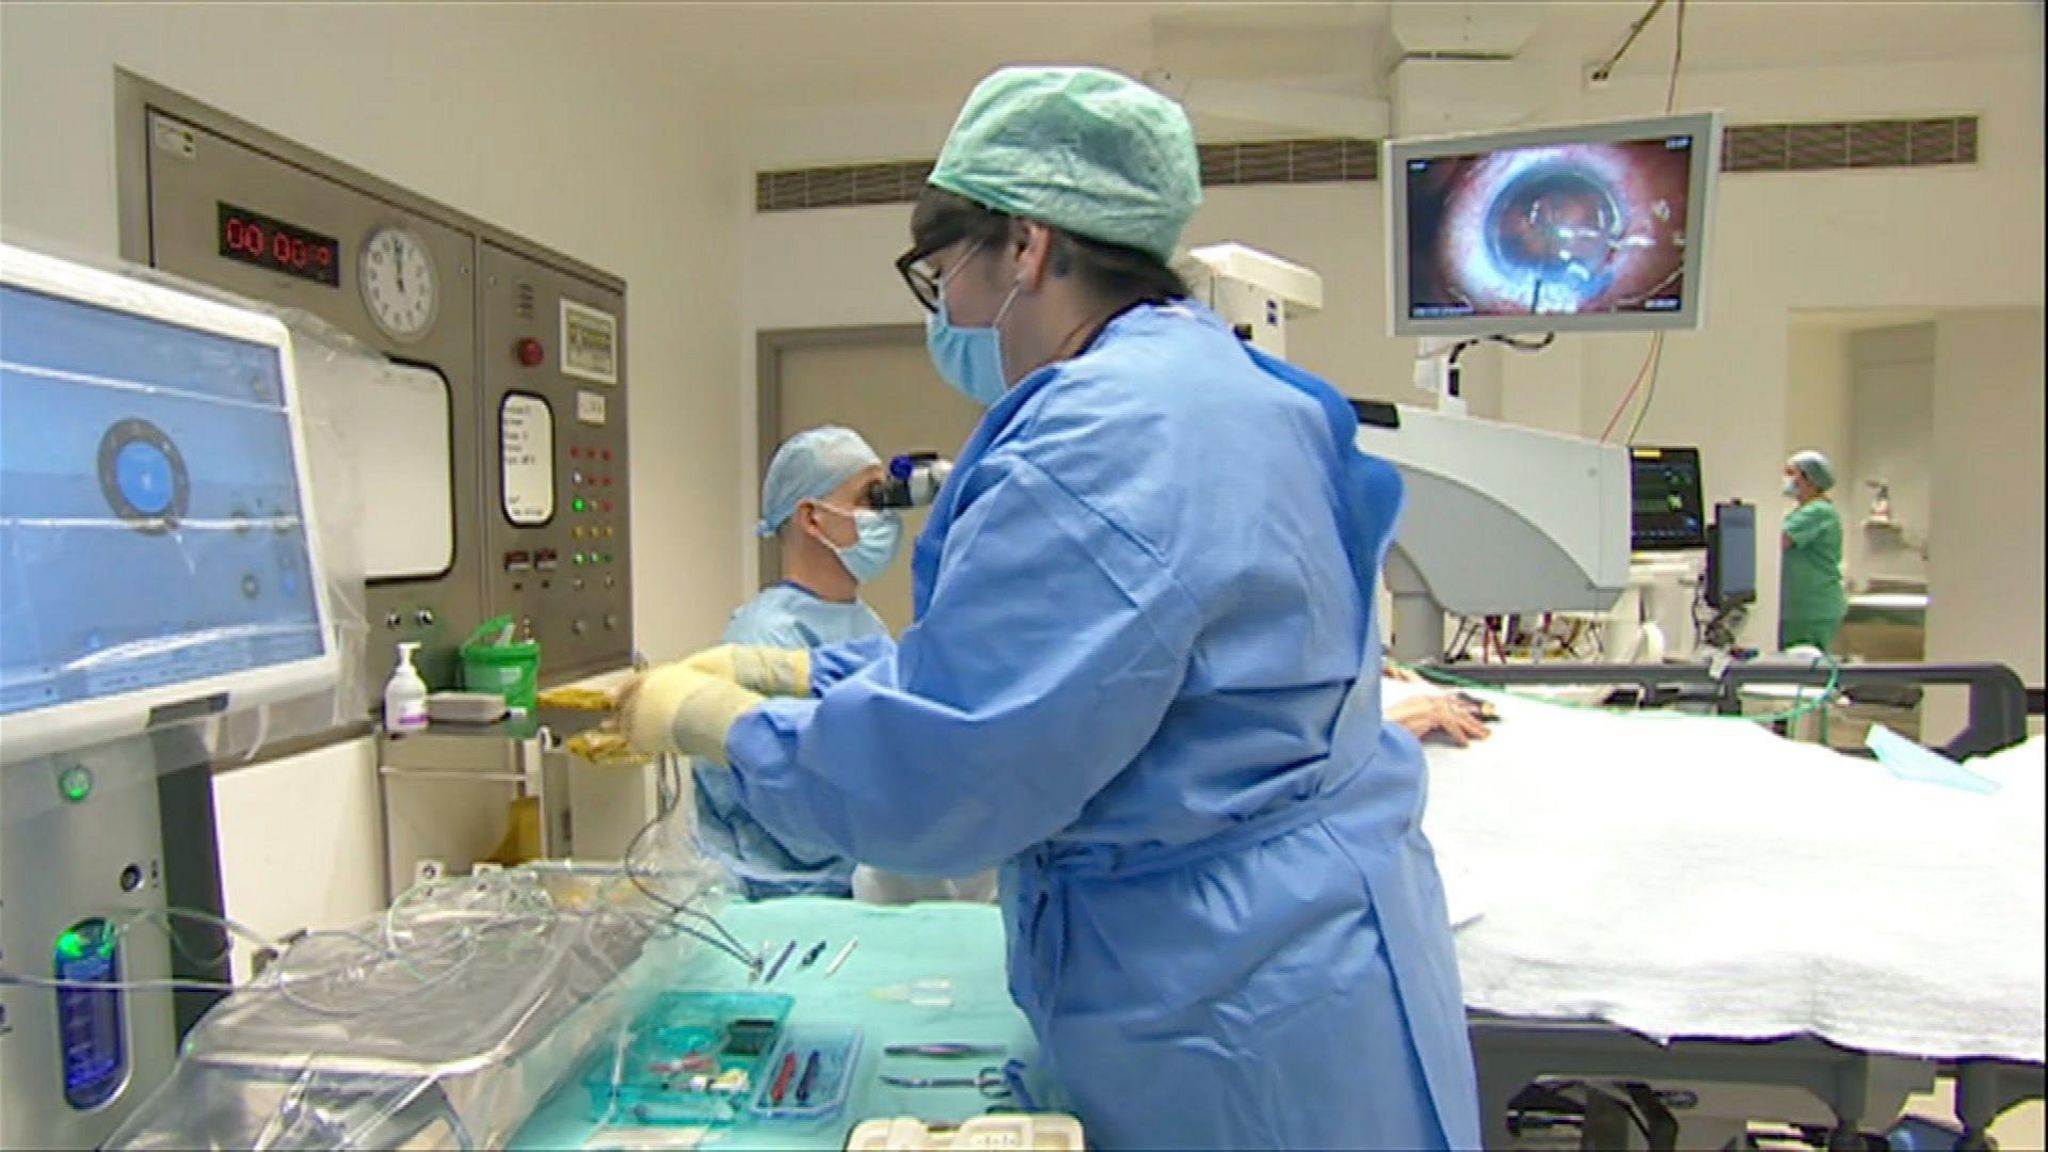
[879,1070,1009,1094]
[794,1051,822,1105]
[824,937,859,977]
[879,1061,1035,1108]
[763,941,797,985]
[768,1052,798,1106]
[883,1043,1008,1059]
[800,941,828,969]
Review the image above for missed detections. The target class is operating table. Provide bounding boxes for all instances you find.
[1435,660,2042,1152]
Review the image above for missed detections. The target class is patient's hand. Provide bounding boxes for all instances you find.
[1388,692,1493,747]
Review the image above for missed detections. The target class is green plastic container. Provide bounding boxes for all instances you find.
[460,615,540,710]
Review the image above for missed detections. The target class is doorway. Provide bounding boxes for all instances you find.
[756,327,983,635]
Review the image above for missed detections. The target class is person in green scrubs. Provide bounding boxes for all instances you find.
[1779,450,1848,650]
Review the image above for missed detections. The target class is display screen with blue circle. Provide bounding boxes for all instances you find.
[0,283,326,717]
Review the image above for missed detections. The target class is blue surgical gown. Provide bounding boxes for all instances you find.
[691,582,884,899]
[722,303,1480,1149]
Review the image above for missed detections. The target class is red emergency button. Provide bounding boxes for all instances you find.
[515,337,545,368]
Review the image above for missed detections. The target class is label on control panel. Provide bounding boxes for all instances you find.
[576,389,607,426]
[501,393,556,526]
[151,114,198,160]
[561,300,619,386]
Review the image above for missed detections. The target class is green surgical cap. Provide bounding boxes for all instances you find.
[1789,450,1837,492]
[929,66,1202,265]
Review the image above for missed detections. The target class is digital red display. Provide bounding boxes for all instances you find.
[217,203,340,287]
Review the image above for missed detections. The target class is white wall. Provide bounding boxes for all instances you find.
[1847,324,1937,587]
[740,53,2045,641]
[1570,55,2044,641]
[1925,308,2046,744]
[1783,325,1855,560]
[1,4,741,946]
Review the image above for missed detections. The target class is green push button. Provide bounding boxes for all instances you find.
[58,764,93,803]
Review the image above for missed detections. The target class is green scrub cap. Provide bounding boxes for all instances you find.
[1789,450,1836,492]
[929,66,1202,265]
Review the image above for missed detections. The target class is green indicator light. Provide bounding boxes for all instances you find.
[58,765,93,803]
[56,930,85,960]
[573,497,587,513]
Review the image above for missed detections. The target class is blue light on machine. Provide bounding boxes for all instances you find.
[113,439,176,516]
[53,917,128,1110]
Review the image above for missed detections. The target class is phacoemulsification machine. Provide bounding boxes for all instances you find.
[1,242,342,1148]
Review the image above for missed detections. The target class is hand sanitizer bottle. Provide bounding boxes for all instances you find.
[384,641,429,736]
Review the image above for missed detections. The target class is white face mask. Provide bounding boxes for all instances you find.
[1783,477,1802,498]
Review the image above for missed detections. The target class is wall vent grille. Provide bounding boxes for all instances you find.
[755,115,1980,211]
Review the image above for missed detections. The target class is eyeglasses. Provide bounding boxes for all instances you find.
[895,248,942,314]
[894,237,986,315]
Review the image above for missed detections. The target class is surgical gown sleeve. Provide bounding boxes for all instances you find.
[723,450,1204,877]
[808,635,896,693]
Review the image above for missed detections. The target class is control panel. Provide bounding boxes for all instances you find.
[480,243,631,660]
[119,75,634,700]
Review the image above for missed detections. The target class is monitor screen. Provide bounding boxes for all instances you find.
[1385,111,1722,338]
[1,281,326,720]
[1708,501,1757,609]
[1629,446,1707,552]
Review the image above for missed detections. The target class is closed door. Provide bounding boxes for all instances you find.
[768,333,982,635]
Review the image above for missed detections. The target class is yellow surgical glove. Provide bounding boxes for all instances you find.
[616,663,765,765]
[680,644,812,697]
[565,727,652,768]
[537,686,617,712]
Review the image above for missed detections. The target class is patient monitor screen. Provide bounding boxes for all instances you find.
[1630,446,1707,552]
[1404,132,1696,321]
[0,284,324,716]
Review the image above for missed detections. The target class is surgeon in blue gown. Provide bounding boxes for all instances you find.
[693,426,897,899]
[621,66,1480,1150]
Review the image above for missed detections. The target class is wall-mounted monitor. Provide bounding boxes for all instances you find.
[1386,110,1723,338]
[1,244,337,762]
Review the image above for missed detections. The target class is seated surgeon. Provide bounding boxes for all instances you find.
[691,426,892,898]
[697,426,993,905]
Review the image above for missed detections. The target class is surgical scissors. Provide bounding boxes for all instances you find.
[879,1059,1035,1109]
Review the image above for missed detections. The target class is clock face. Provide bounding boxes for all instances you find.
[359,226,438,341]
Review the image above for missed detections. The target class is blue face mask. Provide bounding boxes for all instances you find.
[925,242,1022,408]
[824,506,903,584]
